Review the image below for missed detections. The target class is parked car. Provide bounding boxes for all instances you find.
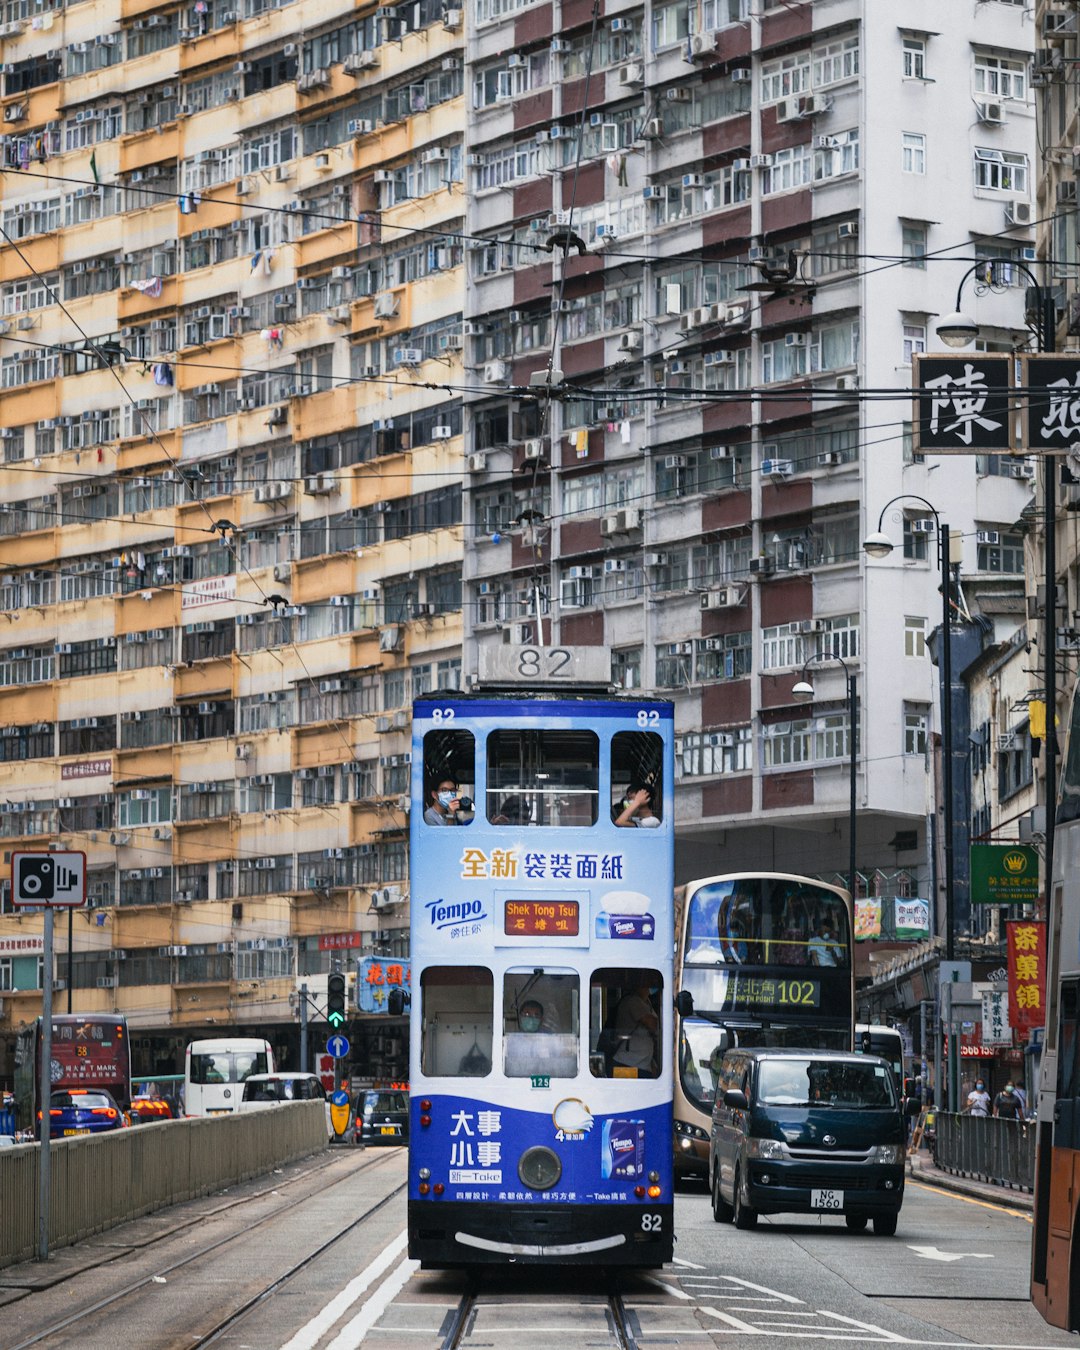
[709,1048,904,1235]
[46,1088,128,1138]
[354,1088,409,1146]
[239,1072,333,1138]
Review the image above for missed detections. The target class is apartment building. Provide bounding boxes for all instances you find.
[0,0,468,1079]
[460,0,1035,942]
[0,0,1042,1074]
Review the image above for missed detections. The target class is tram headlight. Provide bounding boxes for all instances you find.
[518,1146,562,1191]
[418,1168,431,1180]
[746,1138,785,1160]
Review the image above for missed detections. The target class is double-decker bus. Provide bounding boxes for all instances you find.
[406,687,675,1267]
[1032,681,1080,1329]
[14,1013,131,1136]
[673,873,853,1182]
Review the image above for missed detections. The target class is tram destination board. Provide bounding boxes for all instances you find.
[504,898,580,936]
[478,644,611,685]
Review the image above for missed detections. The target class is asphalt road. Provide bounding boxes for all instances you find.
[665,1172,1076,1348]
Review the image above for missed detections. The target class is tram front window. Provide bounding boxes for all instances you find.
[487,729,598,827]
[420,966,493,1077]
[503,970,579,1077]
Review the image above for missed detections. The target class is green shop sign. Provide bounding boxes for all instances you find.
[970,843,1040,906]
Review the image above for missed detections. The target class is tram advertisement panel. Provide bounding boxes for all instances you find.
[409,695,675,1219]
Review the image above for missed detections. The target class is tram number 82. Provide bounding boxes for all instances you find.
[640,1213,663,1232]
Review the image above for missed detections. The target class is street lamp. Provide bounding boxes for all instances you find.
[863,496,958,965]
[936,263,1058,894]
[792,651,857,904]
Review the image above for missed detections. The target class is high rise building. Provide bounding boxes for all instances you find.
[0,0,1038,1071]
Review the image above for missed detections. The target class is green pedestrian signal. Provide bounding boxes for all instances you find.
[327,972,346,1028]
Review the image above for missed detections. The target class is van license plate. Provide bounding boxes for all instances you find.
[811,1189,843,1210]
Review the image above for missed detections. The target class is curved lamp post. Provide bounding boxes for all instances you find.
[792,651,857,905]
[936,263,1057,895]
[863,496,957,965]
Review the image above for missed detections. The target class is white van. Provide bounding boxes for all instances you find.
[239,1072,333,1138]
[184,1038,274,1116]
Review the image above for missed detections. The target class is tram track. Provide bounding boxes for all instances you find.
[5,1148,406,1350]
[438,1278,643,1350]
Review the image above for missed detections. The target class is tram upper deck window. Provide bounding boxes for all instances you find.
[610,731,664,828]
[503,969,579,1078]
[420,966,493,1076]
[422,728,475,827]
[486,729,599,827]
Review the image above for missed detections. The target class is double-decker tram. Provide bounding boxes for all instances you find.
[673,873,853,1181]
[406,682,675,1267]
[1032,681,1080,1329]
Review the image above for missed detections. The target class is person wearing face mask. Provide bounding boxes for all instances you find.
[611,982,660,1077]
[424,778,469,826]
[517,999,545,1033]
[993,1081,1022,1121]
[965,1077,991,1118]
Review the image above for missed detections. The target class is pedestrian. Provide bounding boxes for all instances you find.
[965,1078,991,1117]
[993,1081,1022,1121]
[1013,1077,1028,1118]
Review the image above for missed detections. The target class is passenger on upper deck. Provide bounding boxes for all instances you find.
[613,782,661,828]
[423,778,473,826]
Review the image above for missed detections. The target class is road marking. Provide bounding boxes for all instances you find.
[723,1276,804,1304]
[674,1256,707,1269]
[279,1230,409,1350]
[642,1273,692,1300]
[818,1310,911,1342]
[698,1304,766,1334]
[907,1245,994,1263]
[907,1179,1033,1223]
[329,1255,420,1350]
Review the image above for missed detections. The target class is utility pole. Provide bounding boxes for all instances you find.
[299,982,309,1073]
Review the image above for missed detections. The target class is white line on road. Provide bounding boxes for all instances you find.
[642,1273,692,1300]
[328,1254,420,1350]
[818,1310,911,1342]
[723,1276,804,1304]
[698,1304,769,1334]
[279,1230,409,1350]
[674,1256,707,1269]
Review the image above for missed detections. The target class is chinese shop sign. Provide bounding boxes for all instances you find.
[913,355,1013,453]
[970,843,1040,907]
[357,956,412,1014]
[1007,920,1046,1032]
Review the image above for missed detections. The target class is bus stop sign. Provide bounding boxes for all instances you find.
[11,851,86,908]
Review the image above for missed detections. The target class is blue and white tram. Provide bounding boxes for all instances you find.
[407,689,675,1267]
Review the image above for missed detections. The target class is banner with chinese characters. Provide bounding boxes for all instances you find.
[913,354,1014,454]
[981,990,1011,1046]
[854,898,881,941]
[894,898,930,940]
[1007,919,1046,1033]
[357,956,411,1014]
[1022,356,1080,453]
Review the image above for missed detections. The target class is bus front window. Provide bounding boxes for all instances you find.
[685,878,850,969]
[679,1019,730,1110]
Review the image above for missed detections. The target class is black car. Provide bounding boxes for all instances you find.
[355,1088,409,1145]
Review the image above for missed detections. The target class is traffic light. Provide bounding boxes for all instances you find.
[327,972,346,1028]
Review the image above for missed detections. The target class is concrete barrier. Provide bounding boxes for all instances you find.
[0,1102,327,1269]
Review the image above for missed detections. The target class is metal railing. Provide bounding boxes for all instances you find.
[0,1101,327,1269]
[933,1111,1035,1192]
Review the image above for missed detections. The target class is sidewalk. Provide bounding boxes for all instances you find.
[906,1149,1033,1212]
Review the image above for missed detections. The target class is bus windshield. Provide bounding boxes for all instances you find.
[189,1050,269,1084]
[684,876,850,969]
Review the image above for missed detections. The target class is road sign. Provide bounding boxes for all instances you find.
[332,1088,350,1106]
[11,851,87,908]
[327,1034,350,1059]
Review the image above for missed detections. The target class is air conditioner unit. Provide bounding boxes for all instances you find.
[348,117,374,136]
[393,347,424,366]
[371,885,403,910]
[997,732,1022,752]
[704,349,734,367]
[443,7,462,27]
[1005,201,1034,227]
[701,588,741,609]
[835,375,858,392]
[785,332,807,347]
[776,97,800,123]
[421,147,448,164]
[664,454,687,469]
[911,518,935,534]
[483,360,508,384]
[619,63,644,87]
[818,451,843,467]
[837,221,858,239]
[749,153,773,169]
[687,31,717,58]
[749,557,774,576]
[762,458,793,477]
[978,101,1005,125]
[467,452,487,472]
[373,293,399,319]
[97,976,118,988]
[976,530,1000,545]
[305,473,335,495]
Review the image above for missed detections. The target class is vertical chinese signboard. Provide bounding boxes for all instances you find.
[1007,919,1046,1033]
[981,991,1011,1046]
[1022,356,1080,454]
[913,354,1014,453]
